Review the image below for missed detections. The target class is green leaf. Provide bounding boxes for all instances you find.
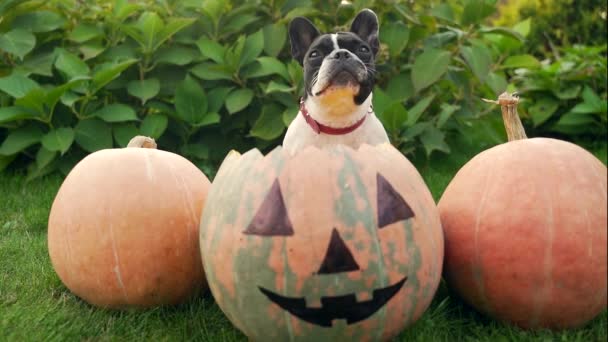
[14,88,45,113]
[55,50,90,79]
[461,44,492,83]
[131,12,164,52]
[13,11,66,33]
[380,22,410,57]
[407,94,436,126]
[0,29,36,60]
[0,124,44,155]
[93,104,138,122]
[155,46,198,66]
[263,23,287,57]
[207,87,233,113]
[196,38,226,63]
[379,103,408,133]
[386,73,414,102]
[0,73,40,98]
[502,54,541,69]
[180,143,210,159]
[372,87,395,116]
[402,122,431,140]
[250,103,285,140]
[579,86,606,113]
[282,106,298,126]
[0,106,37,124]
[222,14,259,37]
[552,112,595,135]
[420,125,450,157]
[190,62,233,81]
[175,76,208,124]
[226,88,254,114]
[265,81,295,94]
[114,0,141,21]
[60,91,80,107]
[140,115,168,139]
[240,30,264,67]
[430,3,455,22]
[19,52,55,77]
[41,127,74,154]
[127,78,160,104]
[242,57,290,81]
[437,103,460,128]
[553,85,581,100]
[512,18,531,38]
[198,112,221,127]
[79,42,106,60]
[485,72,508,95]
[461,0,495,26]
[35,146,57,169]
[75,118,113,152]
[92,59,138,92]
[45,76,90,111]
[529,97,559,127]
[154,18,195,51]
[113,123,139,147]
[69,24,103,43]
[412,49,451,92]
[478,27,524,42]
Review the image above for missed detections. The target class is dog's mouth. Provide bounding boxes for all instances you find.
[314,70,361,97]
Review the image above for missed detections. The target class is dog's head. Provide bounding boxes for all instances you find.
[289,9,379,112]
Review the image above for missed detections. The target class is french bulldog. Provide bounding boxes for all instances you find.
[283,9,389,153]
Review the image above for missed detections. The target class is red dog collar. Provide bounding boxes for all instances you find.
[299,99,370,135]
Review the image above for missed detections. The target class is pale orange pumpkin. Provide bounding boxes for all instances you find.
[48,136,210,308]
[200,144,444,340]
[438,93,607,329]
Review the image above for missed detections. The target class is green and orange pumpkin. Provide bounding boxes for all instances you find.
[438,93,607,329]
[200,144,444,341]
[48,136,210,308]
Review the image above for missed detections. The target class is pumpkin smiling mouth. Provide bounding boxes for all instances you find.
[258,276,407,327]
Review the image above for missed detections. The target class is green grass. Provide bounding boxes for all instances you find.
[1,143,606,341]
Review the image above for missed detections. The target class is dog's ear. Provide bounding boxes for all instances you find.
[289,17,320,65]
[350,9,379,56]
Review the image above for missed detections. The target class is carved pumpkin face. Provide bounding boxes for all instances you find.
[200,144,443,341]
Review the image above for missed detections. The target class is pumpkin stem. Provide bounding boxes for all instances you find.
[482,92,527,141]
[127,136,157,149]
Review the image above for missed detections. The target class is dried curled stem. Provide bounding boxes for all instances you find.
[127,136,157,149]
[483,92,527,142]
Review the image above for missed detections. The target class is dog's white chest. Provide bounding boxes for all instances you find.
[283,111,389,153]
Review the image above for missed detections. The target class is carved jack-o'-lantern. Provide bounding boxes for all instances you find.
[200,144,443,341]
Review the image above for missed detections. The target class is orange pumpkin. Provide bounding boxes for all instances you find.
[200,144,444,341]
[438,93,607,329]
[48,136,210,308]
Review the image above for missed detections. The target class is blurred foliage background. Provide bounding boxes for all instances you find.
[0,0,606,179]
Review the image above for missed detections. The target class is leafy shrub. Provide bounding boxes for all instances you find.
[494,0,607,57]
[0,0,594,178]
[509,45,607,139]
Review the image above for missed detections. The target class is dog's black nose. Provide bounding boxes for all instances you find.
[333,51,351,60]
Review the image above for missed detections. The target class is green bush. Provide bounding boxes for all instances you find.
[0,0,594,179]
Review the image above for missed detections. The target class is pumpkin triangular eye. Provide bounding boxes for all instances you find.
[377,173,414,229]
[317,228,360,274]
[243,180,294,236]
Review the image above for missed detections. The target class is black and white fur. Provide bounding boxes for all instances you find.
[283,9,389,153]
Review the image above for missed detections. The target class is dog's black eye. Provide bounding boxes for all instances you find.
[309,51,320,58]
[359,46,369,53]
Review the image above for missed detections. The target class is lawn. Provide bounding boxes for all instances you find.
[1,142,606,341]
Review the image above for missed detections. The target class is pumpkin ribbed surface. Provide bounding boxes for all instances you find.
[48,144,210,308]
[200,144,443,341]
[439,137,607,329]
